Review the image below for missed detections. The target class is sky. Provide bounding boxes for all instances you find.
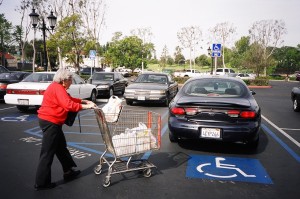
[1,0,300,58]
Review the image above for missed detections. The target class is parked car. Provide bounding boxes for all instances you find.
[4,72,97,112]
[168,75,261,148]
[0,65,10,73]
[215,68,236,76]
[88,72,128,98]
[124,72,178,106]
[291,86,300,112]
[80,67,103,75]
[296,73,300,81]
[173,69,202,77]
[0,71,31,99]
[236,73,255,80]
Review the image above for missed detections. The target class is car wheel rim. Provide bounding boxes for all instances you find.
[294,100,298,110]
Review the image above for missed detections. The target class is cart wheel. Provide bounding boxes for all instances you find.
[143,169,152,178]
[94,165,102,175]
[103,178,111,187]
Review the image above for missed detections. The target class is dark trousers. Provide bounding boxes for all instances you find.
[35,119,77,186]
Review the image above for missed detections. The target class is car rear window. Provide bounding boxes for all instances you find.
[22,73,54,82]
[183,78,247,97]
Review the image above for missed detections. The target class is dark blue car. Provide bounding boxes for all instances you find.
[168,76,261,149]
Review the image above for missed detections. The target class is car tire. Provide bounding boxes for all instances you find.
[90,90,97,103]
[169,131,178,143]
[16,105,29,112]
[293,98,300,112]
[126,100,133,106]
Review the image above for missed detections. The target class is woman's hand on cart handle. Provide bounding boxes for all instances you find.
[82,102,98,109]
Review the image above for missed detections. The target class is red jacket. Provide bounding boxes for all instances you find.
[38,82,83,125]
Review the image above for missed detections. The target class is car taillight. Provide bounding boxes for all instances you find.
[171,107,198,115]
[185,108,198,115]
[6,89,45,95]
[240,111,256,118]
[227,110,256,118]
[171,107,185,115]
[0,83,7,89]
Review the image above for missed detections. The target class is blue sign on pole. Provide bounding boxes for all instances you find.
[89,50,96,60]
[212,44,222,57]
[186,155,273,184]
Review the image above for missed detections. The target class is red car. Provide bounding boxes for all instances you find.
[296,73,300,81]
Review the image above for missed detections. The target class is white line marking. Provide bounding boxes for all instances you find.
[0,106,16,111]
[262,115,300,148]
[281,128,300,131]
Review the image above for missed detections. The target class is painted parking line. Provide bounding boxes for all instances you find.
[186,155,273,184]
[262,115,300,163]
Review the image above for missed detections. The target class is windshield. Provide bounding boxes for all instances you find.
[92,73,114,81]
[0,73,24,80]
[22,73,54,83]
[183,78,247,97]
[135,74,168,84]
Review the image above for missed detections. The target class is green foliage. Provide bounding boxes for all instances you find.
[106,35,154,70]
[244,77,269,86]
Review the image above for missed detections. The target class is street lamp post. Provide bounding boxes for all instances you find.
[207,46,213,75]
[29,8,57,71]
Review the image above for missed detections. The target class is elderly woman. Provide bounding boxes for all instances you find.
[34,69,97,191]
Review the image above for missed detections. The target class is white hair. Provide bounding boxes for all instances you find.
[53,69,73,83]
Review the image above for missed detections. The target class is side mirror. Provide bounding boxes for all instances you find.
[250,90,256,95]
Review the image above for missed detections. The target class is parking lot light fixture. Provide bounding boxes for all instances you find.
[29,8,57,71]
[207,46,213,75]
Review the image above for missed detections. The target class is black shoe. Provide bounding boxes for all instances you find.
[34,183,56,191]
[63,169,81,181]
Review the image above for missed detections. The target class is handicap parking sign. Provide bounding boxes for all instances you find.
[186,155,273,184]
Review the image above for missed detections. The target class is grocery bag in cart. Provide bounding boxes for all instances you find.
[93,108,161,187]
[102,95,122,122]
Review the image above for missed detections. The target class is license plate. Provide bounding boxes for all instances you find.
[137,96,145,100]
[18,99,29,105]
[201,128,221,138]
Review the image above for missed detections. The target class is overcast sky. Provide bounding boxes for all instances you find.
[1,0,299,57]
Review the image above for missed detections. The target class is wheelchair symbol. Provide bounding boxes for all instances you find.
[1,115,29,122]
[196,157,256,179]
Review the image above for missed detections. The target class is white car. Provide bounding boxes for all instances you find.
[215,68,236,76]
[4,72,97,112]
[236,73,255,80]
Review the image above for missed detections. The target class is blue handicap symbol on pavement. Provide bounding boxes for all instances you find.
[186,155,273,184]
[1,114,37,122]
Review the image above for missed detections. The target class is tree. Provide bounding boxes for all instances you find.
[177,26,202,70]
[273,46,300,75]
[48,14,86,72]
[131,27,153,71]
[0,14,13,67]
[249,19,287,76]
[174,46,185,66]
[243,42,265,77]
[231,36,251,70]
[195,54,209,67]
[209,22,236,68]
[105,35,152,70]
[160,45,169,68]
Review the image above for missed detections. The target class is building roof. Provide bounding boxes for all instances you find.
[0,52,15,59]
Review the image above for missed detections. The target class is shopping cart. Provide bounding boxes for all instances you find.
[93,107,161,187]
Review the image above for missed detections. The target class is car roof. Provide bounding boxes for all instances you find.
[187,75,245,83]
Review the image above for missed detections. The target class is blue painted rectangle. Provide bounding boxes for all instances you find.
[186,155,273,184]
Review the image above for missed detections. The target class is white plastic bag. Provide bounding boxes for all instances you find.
[102,95,122,123]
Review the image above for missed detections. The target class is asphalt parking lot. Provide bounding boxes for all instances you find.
[0,80,299,199]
